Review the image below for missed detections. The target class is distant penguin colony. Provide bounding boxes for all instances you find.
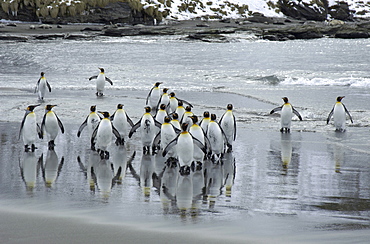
[22,72,355,169]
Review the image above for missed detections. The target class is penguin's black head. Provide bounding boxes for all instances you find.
[40,72,45,77]
[45,104,56,111]
[164,116,171,123]
[169,92,175,97]
[178,100,183,106]
[98,111,110,118]
[145,106,151,113]
[179,165,191,176]
[27,104,40,112]
[203,111,210,118]
[154,82,162,87]
[337,96,345,102]
[117,104,124,109]
[160,104,166,110]
[190,115,198,124]
[99,68,105,73]
[163,88,169,93]
[90,105,96,112]
[282,97,289,103]
[185,106,192,112]
[172,113,179,120]
[211,113,216,121]
[181,123,189,132]
[227,104,233,110]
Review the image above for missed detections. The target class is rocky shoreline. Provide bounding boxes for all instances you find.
[1,16,370,42]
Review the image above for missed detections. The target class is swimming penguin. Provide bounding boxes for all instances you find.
[199,111,211,133]
[162,123,206,166]
[189,115,210,163]
[207,114,229,160]
[41,104,64,150]
[89,68,113,97]
[129,106,161,154]
[152,116,179,157]
[155,104,168,124]
[34,72,51,101]
[327,96,353,132]
[19,104,43,152]
[170,112,181,130]
[219,104,236,152]
[270,97,302,133]
[168,92,193,114]
[146,82,162,112]
[111,104,134,145]
[91,111,121,159]
[77,105,101,150]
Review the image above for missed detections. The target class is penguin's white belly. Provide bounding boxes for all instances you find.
[208,123,223,154]
[150,90,160,109]
[96,121,112,150]
[161,125,177,156]
[23,115,37,145]
[220,115,234,144]
[38,80,47,98]
[177,134,194,166]
[96,76,105,92]
[190,127,204,161]
[113,112,128,137]
[141,117,154,146]
[88,114,100,135]
[45,115,59,140]
[281,106,292,128]
[333,105,346,130]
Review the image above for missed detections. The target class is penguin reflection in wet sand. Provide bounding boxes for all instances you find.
[91,111,121,159]
[129,106,161,154]
[34,72,51,101]
[41,105,64,150]
[219,104,236,152]
[77,105,101,150]
[270,97,302,133]
[327,96,353,132]
[19,105,43,152]
[89,68,113,97]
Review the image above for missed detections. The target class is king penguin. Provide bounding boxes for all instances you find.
[89,68,113,97]
[207,114,229,160]
[19,104,43,152]
[157,88,170,110]
[168,92,193,114]
[41,104,64,150]
[189,115,210,163]
[175,100,186,120]
[34,72,51,102]
[162,123,206,166]
[155,103,168,125]
[270,97,302,133]
[77,105,101,150]
[219,104,236,152]
[111,104,134,145]
[152,116,178,158]
[327,96,353,132]
[91,111,121,159]
[129,106,161,154]
[146,82,162,112]
[170,112,181,130]
[180,106,193,126]
[199,111,211,133]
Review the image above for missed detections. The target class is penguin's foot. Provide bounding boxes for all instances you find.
[226,144,232,153]
[48,140,55,150]
[91,143,96,151]
[24,145,30,152]
[115,138,124,146]
[105,151,109,159]
[280,128,290,133]
[31,144,37,152]
[143,146,150,155]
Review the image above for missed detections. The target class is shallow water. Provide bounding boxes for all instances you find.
[1,35,370,242]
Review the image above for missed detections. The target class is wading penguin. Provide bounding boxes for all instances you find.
[34,72,51,101]
[41,105,64,150]
[111,104,134,145]
[270,97,302,133]
[89,68,113,97]
[129,106,161,154]
[327,96,353,132]
[146,82,162,112]
[19,104,43,152]
[91,111,121,159]
[77,105,101,150]
[162,123,206,166]
[219,104,236,152]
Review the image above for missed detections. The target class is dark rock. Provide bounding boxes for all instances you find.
[247,15,274,24]
[102,27,140,36]
[0,35,28,41]
[328,2,353,21]
[181,33,236,43]
[334,25,369,38]
[81,27,103,32]
[278,0,328,21]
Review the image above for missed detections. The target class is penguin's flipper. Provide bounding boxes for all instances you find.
[110,111,116,121]
[162,137,178,157]
[292,107,303,121]
[40,113,47,135]
[126,113,134,127]
[19,113,27,140]
[326,107,334,124]
[89,75,98,81]
[179,99,193,108]
[154,119,162,128]
[46,81,51,92]
[105,77,113,85]
[35,78,41,93]
[203,132,212,153]
[219,124,231,148]
[37,123,43,139]
[192,137,207,154]
[233,114,237,141]
[152,132,161,148]
[77,117,88,137]
[343,104,354,123]
[270,106,282,114]
[146,87,154,105]
[55,114,65,134]
[112,125,121,139]
[91,124,99,146]
[129,119,141,138]
[172,124,181,134]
